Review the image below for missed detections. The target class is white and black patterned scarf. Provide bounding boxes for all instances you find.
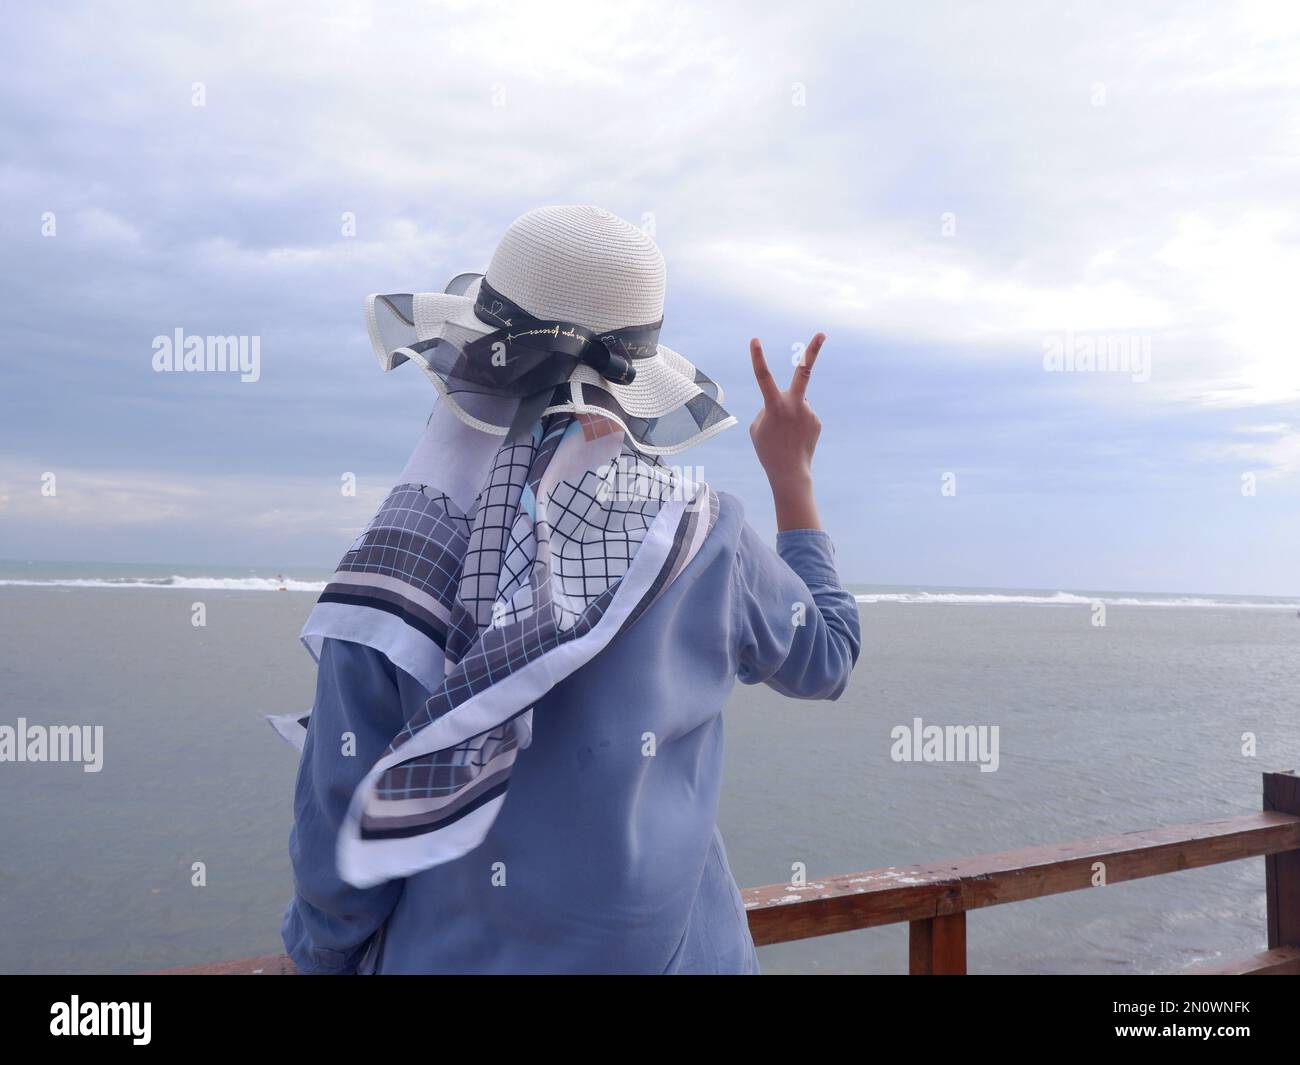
[272,411,717,888]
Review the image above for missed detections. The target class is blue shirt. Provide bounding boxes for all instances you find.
[282,491,861,974]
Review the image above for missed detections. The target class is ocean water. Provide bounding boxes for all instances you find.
[0,565,1297,974]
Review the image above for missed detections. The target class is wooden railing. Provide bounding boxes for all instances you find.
[160,769,1300,975]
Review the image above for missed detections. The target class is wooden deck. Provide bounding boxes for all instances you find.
[158,769,1300,975]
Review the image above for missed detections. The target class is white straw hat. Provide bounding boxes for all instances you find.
[364,205,735,455]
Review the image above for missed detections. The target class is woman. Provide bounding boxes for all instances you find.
[277,206,861,974]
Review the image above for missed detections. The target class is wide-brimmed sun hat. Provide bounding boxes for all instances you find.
[364,205,736,455]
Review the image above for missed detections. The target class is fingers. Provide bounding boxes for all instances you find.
[750,338,782,407]
[789,332,825,401]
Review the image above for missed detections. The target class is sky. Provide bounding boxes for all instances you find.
[1,0,1297,595]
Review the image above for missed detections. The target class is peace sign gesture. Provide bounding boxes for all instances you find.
[748,333,826,531]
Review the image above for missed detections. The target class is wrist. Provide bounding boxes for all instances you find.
[768,471,820,532]
[764,468,813,494]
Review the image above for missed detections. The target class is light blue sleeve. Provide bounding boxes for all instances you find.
[732,522,862,699]
[281,638,425,974]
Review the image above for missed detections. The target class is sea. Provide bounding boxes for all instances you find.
[1,559,1297,975]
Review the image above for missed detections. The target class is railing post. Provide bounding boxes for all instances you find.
[1264,769,1300,951]
[908,913,967,974]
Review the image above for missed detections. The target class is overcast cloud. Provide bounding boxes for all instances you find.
[1,1,1297,594]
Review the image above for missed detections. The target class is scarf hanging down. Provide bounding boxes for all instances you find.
[271,411,718,888]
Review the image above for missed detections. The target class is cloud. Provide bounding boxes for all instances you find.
[1152,212,1300,408]
[0,467,200,525]
[1204,422,1300,478]
[0,1,1297,589]
[0,460,389,539]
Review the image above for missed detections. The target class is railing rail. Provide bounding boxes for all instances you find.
[156,769,1300,976]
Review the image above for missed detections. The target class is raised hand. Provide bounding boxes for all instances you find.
[748,333,826,531]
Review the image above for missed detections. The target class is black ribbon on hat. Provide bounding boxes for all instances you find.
[400,274,663,441]
[467,275,660,387]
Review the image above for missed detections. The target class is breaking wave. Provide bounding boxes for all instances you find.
[854,590,1297,609]
[0,575,327,592]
